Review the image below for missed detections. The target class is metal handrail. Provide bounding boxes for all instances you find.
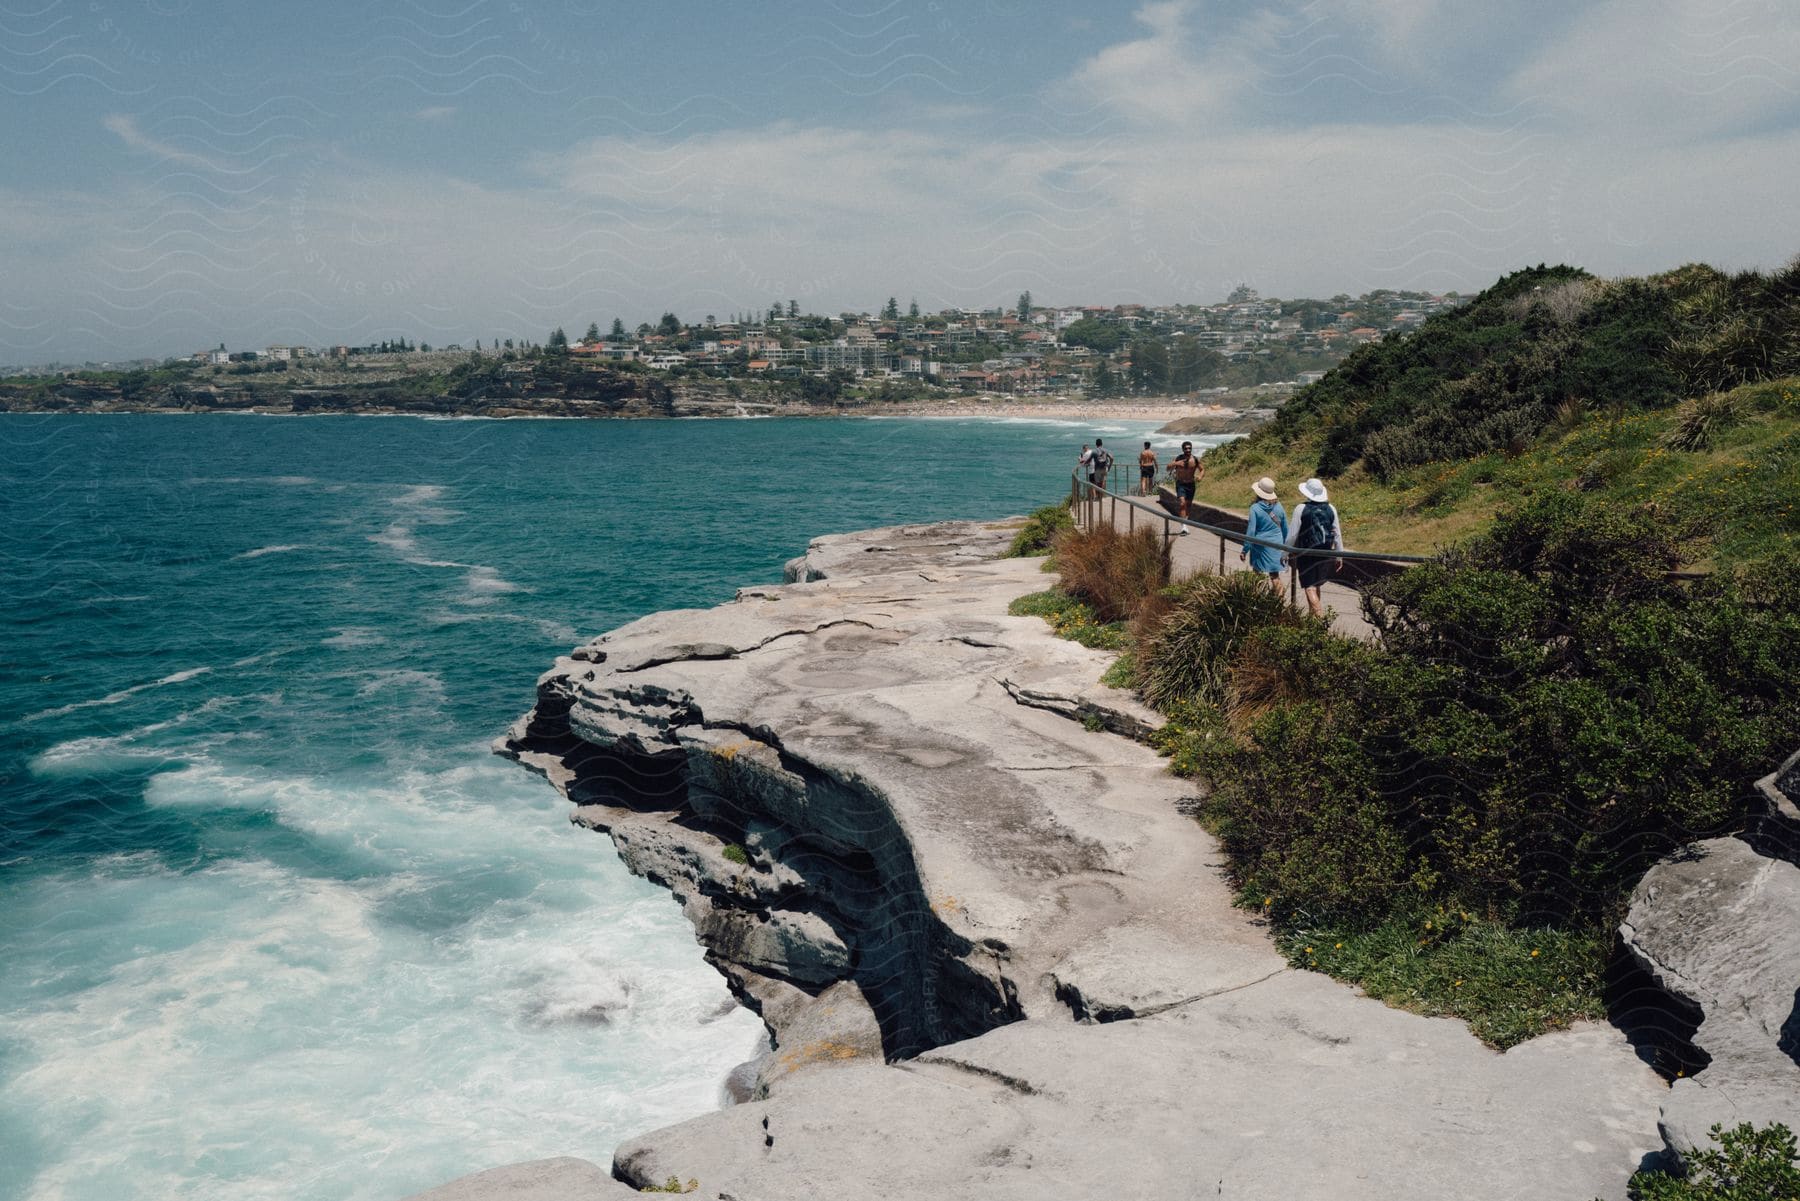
[1069,463,1432,565]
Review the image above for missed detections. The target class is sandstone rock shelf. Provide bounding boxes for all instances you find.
[406,518,1792,1201]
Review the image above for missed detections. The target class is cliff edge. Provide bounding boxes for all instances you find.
[442,519,1698,1200]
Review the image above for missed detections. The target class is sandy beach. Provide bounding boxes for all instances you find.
[874,396,1227,422]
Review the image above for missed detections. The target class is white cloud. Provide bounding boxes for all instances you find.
[1069,1,1259,125]
[1507,0,1800,140]
[103,114,230,174]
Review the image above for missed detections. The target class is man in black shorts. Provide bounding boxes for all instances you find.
[1137,441,1158,496]
[1168,441,1202,532]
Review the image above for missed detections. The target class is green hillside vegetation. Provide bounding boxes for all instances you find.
[1015,256,1800,1049]
[1197,260,1800,569]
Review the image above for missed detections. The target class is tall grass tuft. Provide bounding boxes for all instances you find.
[1049,523,1166,623]
[1137,571,1297,711]
[1662,390,1742,452]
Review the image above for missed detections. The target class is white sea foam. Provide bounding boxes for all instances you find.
[233,544,308,560]
[322,627,385,648]
[27,697,244,775]
[24,666,216,722]
[424,611,577,644]
[2,756,763,1201]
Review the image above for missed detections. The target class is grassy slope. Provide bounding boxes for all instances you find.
[1192,375,1799,568]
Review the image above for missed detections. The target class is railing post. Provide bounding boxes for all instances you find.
[1290,556,1299,607]
[1219,532,1226,575]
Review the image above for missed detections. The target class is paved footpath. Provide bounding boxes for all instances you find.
[1077,487,1382,642]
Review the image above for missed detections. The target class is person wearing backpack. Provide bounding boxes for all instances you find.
[1088,438,1113,497]
[1286,477,1344,618]
[1238,476,1287,594]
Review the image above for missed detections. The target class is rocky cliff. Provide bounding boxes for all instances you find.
[417,518,1791,1201]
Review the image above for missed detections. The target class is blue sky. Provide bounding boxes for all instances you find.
[4,0,1799,362]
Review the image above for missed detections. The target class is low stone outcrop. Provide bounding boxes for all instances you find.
[1620,836,1800,1164]
[401,1157,635,1200]
[477,519,1675,1200]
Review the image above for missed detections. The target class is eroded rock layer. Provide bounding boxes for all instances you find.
[491,520,1674,1200]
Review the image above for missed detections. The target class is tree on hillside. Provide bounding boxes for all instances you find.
[547,327,569,354]
[658,312,681,336]
[584,322,600,344]
[1062,318,1126,354]
[1129,338,1169,392]
[882,297,900,320]
[610,317,626,339]
[787,300,799,319]
[1170,337,1222,391]
[908,298,920,319]
[1094,359,1117,396]
[1017,290,1032,320]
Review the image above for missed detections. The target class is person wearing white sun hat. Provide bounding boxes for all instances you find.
[1286,477,1344,618]
[1239,476,1288,594]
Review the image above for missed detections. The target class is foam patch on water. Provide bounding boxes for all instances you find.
[27,697,245,775]
[1,756,764,1201]
[23,666,216,723]
[232,544,308,560]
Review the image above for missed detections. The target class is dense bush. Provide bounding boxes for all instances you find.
[1048,523,1166,623]
[1192,494,1800,928]
[1626,1123,1800,1200]
[1136,572,1298,710]
[1210,255,1800,482]
[1005,502,1074,557]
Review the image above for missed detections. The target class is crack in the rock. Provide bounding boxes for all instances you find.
[615,619,879,673]
[906,1056,1043,1097]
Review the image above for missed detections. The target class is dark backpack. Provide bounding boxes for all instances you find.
[1091,446,1112,472]
[1295,502,1336,551]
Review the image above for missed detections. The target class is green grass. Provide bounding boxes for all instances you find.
[1190,376,1800,571]
[1004,503,1074,558]
[1099,650,1137,690]
[721,843,749,865]
[1007,590,1130,651]
[1268,905,1608,1049]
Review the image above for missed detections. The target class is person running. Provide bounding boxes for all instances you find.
[1088,438,1113,497]
[1239,476,1287,594]
[1168,441,1203,534]
[1287,477,1344,618]
[1137,441,1159,496]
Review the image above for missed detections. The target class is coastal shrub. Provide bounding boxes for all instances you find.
[1006,590,1129,651]
[1048,523,1165,623]
[1662,391,1743,452]
[721,843,749,866]
[1272,906,1608,1049]
[1137,572,1297,711]
[1625,1123,1800,1200]
[1191,494,1800,929]
[1005,503,1074,558]
[1223,620,1370,732]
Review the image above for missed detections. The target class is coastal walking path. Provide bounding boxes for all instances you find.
[452,518,1673,1201]
[1077,485,1387,642]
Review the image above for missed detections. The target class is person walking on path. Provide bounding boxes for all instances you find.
[1168,441,1203,534]
[1286,477,1344,619]
[1088,438,1113,498]
[1239,476,1287,594]
[1137,442,1159,496]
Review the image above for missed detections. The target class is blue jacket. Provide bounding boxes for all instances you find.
[1243,500,1288,573]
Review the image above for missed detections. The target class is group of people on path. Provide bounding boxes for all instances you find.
[1238,475,1344,619]
[1075,438,1346,619]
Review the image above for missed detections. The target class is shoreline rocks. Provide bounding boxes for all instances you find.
[456,518,1697,1200]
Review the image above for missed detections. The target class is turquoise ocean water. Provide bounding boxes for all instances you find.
[0,413,1207,1201]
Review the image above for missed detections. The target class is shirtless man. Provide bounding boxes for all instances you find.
[1168,441,1203,531]
[1136,441,1158,496]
